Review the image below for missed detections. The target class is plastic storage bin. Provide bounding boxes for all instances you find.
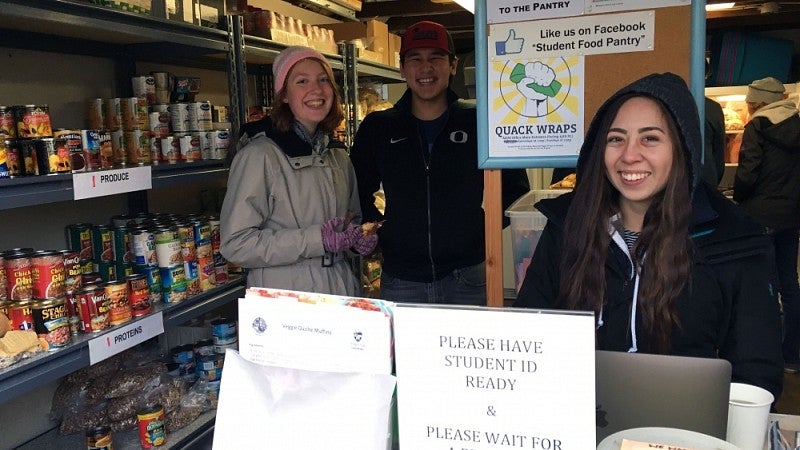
[504,190,568,292]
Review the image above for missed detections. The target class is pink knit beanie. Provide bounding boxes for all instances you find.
[273,46,327,95]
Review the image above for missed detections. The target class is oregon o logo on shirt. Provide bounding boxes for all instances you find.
[450,130,468,143]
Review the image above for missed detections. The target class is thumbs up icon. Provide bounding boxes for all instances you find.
[496,29,524,56]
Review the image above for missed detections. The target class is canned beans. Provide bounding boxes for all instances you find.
[32,297,71,350]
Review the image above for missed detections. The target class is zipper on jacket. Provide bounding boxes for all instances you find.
[417,129,437,281]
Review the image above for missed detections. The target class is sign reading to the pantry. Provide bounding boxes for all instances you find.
[392,305,596,449]
[88,312,164,365]
[73,166,152,200]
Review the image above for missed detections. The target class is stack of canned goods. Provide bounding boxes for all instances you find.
[0,247,73,351]
[0,104,74,179]
[211,317,237,354]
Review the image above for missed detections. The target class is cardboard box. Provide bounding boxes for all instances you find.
[388,32,401,68]
[321,19,388,63]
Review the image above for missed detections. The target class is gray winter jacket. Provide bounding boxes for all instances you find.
[220,121,361,295]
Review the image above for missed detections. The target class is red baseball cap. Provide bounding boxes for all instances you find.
[400,21,455,57]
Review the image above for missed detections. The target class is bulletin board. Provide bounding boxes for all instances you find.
[476,1,704,169]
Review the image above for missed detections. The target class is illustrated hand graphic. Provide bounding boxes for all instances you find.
[495,29,524,56]
[510,62,562,99]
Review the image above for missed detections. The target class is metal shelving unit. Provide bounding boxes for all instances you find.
[0,279,245,405]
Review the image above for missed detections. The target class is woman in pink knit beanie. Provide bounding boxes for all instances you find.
[220,46,377,296]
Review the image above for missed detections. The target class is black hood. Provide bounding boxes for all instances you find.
[577,72,702,196]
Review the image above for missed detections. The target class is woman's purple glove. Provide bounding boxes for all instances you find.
[321,217,360,253]
[353,233,378,255]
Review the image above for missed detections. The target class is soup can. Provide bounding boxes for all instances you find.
[8,300,33,330]
[31,250,66,299]
[155,228,182,268]
[127,273,151,316]
[131,227,157,267]
[92,224,114,263]
[0,105,17,138]
[31,297,71,350]
[86,424,113,450]
[136,404,166,448]
[86,98,105,130]
[105,280,131,326]
[77,284,109,333]
[104,98,121,131]
[15,104,52,138]
[214,263,228,284]
[4,252,33,301]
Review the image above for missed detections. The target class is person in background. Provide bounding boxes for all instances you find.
[702,96,725,186]
[220,46,377,295]
[734,76,800,373]
[514,73,783,399]
[349,21,530,305]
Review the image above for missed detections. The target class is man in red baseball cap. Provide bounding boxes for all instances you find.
[349,21,530,305]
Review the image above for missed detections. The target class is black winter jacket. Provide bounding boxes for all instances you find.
[734,100,800,229]
[350,89,530,282]
[514,183,783,399]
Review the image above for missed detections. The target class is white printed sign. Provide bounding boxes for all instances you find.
[393,305,596,449]
[73,166,152,200]
[238,296,392,374]
[490,10,654,59]
[585,0,689,14]
[487,0,583,24]
[88,312,164,365]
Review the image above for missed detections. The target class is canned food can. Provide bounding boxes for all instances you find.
[60,250,82,293]
[64,291,81,335]
[176,133,199,162]
[92,224,114,262]
[15,104,52,138]
[77,284,110,332]
[32,297,71,350]
[33,137,70,174]
[169,102,189,132]
[196,366,223,382]
[80,129,105,170]
[132,76,156,104]
[148,111,169,138]
[53,129,82,173]
[194,339,214,357]
[214,340,237,354]
[82,272,104,285]
[209,216,221,254]
[19,139,38,176]
[111,214,133,227]
[189,101,213,131]
[104,98,121,131]
[155,234,182,268]
[86,424,113,450]
[191,131,208,160]
[67,223,94,260]
[97,261,116,283]
[0,105,17,138]
[4,252,33,301]
[0,299,10,317]
[184,260,200,296]
[151,72,171,91]
[86,98,105,130]
[160,265,187,303]
[0,139,8,179]
[210,318,237,338]
[105,280,130,326]
[110,129,126,166]
[131,228,157,266]
[171,344,194,364]
[114,261,135,280]
[79,258,94,275]
[213,333,238,347]
[213,262,228,284]
[136,404,166,448]
[149,136,161,165]
[160,135,180,163]
[136,265,162,305]
[127,273,151,317]
[111,226,133,263]
[124,129,150,165]
[198,256,216,291]
[4,138,22,177]
[8,300,33,330]
[207,129,229,160]
[31,250,66,299]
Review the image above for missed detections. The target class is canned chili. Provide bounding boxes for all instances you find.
[60,249,82,293]
[64,291,81,335]
[8,300,33,330]
[4,251,33,301]
[136,404,166,448]
[92,224,114,263]
[111,226,133,263]
[86,424,113,450]
[76,284,109,333]
[31,250,66,299]
[127,273,151,317]
[32,297,71,350]
[105,280,130,326]
[67,223,94,260]
[0,299,11,317]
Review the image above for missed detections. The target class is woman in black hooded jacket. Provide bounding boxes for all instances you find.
[514,73,783,400]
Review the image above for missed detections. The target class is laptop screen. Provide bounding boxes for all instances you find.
[595,350,732,443]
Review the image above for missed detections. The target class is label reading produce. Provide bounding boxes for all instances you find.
[89,312,163,364]
[73,166,152,200]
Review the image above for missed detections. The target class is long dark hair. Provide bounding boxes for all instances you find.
[270,57,344,134]
[558,93,693,353]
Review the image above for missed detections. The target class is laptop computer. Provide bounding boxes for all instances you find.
[595,350,732,443]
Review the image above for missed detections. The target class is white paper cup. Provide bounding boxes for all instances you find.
[726,382,773,450]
